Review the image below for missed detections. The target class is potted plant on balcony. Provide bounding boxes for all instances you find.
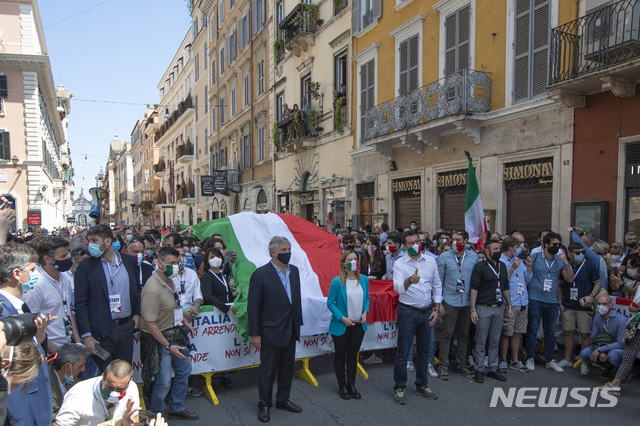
[185,138,193,155]
[308,81,321,99]
[184,93,193,108]
[273,38,285,64]
[187,179,195,198]
[334,100,344,135]
[293,111,303,140]
[272,122,281,150]
[302,4,320,30]
[156,158,165,172]
[305,109,319,134]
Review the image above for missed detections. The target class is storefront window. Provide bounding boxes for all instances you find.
[627,189,640,234]
[325,186,346,228]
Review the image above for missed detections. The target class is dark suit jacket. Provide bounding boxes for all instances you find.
[0,294,52,426]
[248,262,303,347]
[201,270,234,313]
[141,262,154,289]
[74,253,141,339]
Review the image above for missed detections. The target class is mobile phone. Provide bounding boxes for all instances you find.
[612,266,619,277]
[94,344,110,360]
[0,202,6,209]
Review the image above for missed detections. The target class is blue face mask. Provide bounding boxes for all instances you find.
[63,366,74,385]
[22,273,38,293]
[515,247,523,256]
[88,243,104,258]
[112,241,121,252]
[574,253,585,263]
[465,243,471,249]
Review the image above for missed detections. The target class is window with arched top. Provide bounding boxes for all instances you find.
[301,172,311,191]
[257,189,267,205]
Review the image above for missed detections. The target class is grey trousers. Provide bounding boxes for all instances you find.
[474,304,504,373]
[439,302,471,368]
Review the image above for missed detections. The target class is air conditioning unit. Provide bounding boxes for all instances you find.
[583,0,640,63]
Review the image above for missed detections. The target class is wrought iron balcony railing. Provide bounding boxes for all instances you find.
[364,69,491,141]
[277,110,321,146]
[550,0,640,85]
[334,0,348,15]
[279,3,318,46]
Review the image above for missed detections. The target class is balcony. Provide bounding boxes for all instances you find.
[278,3,319,57]
[158,95,193,138]
[276,110,322,153]
[334,0,348,15]
[227,166,242,193]
[154,159,166,177]
[177,180,195,204]
[177,141,194,164]
[549,0,640,105]
[363,69,491,157]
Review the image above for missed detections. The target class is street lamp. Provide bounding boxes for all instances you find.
[11,155,18,166]
[95,168,104,187]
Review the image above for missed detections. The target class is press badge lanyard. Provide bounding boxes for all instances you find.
[39,266,72,320]
[544,257,557,278]
[210,270,230,301]
[488,261,501,282]
[455,252,466,275]
[571,261,586,286]
[104,254,122,287]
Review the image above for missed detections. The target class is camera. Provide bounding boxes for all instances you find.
[0,307,37,346]
[518,251,529,260]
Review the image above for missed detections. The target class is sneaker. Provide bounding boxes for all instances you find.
[393,388,407,405]
[498,361,509,373]
[581,363,590,376]
[456,365,475,378]
[557,359,573,368]
[416,385,437,400]
[509,361,529,373]
[362,353,383,364]
[438,365,449,380]
[186,386,203,397]
[546,360,564,373]
[483,356,489,368]
[428,363,438,378]
[468,355,475,368]
[596,382,621,393]
[525,358,535,371]
[406,360,415,371]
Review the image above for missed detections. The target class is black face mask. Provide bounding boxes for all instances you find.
[547,245,560,255]
[491,251,502,262]
[627,241,637,249]
[54,258,73,272]
[344,244,354,250]
[277,252,291,265]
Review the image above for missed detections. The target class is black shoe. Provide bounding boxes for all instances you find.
[474,371,484,384]
[348,385,361,399]
[221,377,233,390]
[339,386,351,400]
[275,400,302,413]
[487,371,507,382]
[168,410,199,421]
[258,406,270,423]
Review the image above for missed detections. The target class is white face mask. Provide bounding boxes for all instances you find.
[136,253,143,265]
[209,257,223,269]
[628,268,639,279]
[596,305,610,316]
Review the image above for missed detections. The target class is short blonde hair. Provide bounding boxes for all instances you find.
[4,342,43,391]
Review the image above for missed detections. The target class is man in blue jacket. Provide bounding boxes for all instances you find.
[436,229,478,380]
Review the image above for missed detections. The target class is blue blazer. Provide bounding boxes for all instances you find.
[74,253,141,339]
[327,275,370,336]
[0,294,52,426]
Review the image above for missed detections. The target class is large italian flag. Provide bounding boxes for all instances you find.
[182,213,341,339]
[465,155,488,247]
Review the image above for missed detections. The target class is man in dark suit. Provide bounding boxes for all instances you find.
[248,236,303,423]
[75,225,141,371]
[125,238,154,289]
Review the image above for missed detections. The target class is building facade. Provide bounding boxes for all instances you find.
[349,0,575,242]
[73,188,90,226]
[0,0,74,231]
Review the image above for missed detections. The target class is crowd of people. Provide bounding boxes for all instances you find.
[1,194,640,424]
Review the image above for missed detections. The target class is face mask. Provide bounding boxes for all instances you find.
[88,242,105,258]
[515,247,523,256]
[179,257,186,271]
[145,250,154,259]
[209,257,223,268]
[101,385,125,404]
[126,234,133,242]
[407,244,421,256]
[346,260,358,271]
[387,245,396,254]
[491,251,502,262]
[454,241,464,252]
[190,246,199,255]
[596,305,610,316]
[63,366,74,385]
[22,273,37,293]
[410,225,416,231]
[112,241,121,252]
[465,243,471,249]
[611,254,621,263]
[573,253,585,263]
[627,241,637,249]
[628,268,639,279]
[277,252,291,265]
[160,261,179,279]
[136,253,143,265]
[367,246,375,256]
[54,257,73,273]
[547,245,560,255]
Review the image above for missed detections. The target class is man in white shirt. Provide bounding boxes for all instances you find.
[176,247,203,321]
[54,360,140,426]
[24,237,81,353]
[392,231,442,405]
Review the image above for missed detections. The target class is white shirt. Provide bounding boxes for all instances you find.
[393,253,443,308]
[0,289,24,313]
[173,267,203,309]
[346,279,364,321]
[55,376,139,426]
[23,266,74,347]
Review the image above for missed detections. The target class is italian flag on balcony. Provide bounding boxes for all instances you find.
[465,153,488,249]
[181,212,341,340]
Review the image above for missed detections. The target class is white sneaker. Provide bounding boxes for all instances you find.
[406,360,415,371]
[428,363,438,378]
[557,359,573,368]
[468,355,475,367]
[483,356,489,368]
[362,353,383,364]
[546,360,564,373]
[581,363,589,376]
[498,361,509,373]
[596,382,621,392]
[525,358,535,371]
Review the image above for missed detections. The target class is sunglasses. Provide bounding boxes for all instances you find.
[548,242,561,247]
[572,250,586,255]
[611,245,622,249]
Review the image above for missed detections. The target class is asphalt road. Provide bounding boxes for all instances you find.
[168,352,640,426]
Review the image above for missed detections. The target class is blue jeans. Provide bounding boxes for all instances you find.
[580,346,624,368]
[429,326,436,364]
[394,306,432,389]
[150,341,192,414]
[526,299,558,362]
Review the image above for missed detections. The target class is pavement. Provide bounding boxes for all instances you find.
[167,352,640,426]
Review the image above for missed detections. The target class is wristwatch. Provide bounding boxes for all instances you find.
[165,344,171,351]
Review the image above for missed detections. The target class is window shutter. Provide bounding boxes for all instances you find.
[373,0,382,21]
[0,132,10,160]
[352,0,360,34]
[252,0,258,34]
[0,76,7,98]
[445,14,457,76]
[399,40,408,95]
[532,2,550,97]
[514,3,530,102]
[409,35,418,91]
[514,0,549,103]
[458,6,470,72]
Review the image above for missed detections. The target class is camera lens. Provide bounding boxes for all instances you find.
[1,314,37,346]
